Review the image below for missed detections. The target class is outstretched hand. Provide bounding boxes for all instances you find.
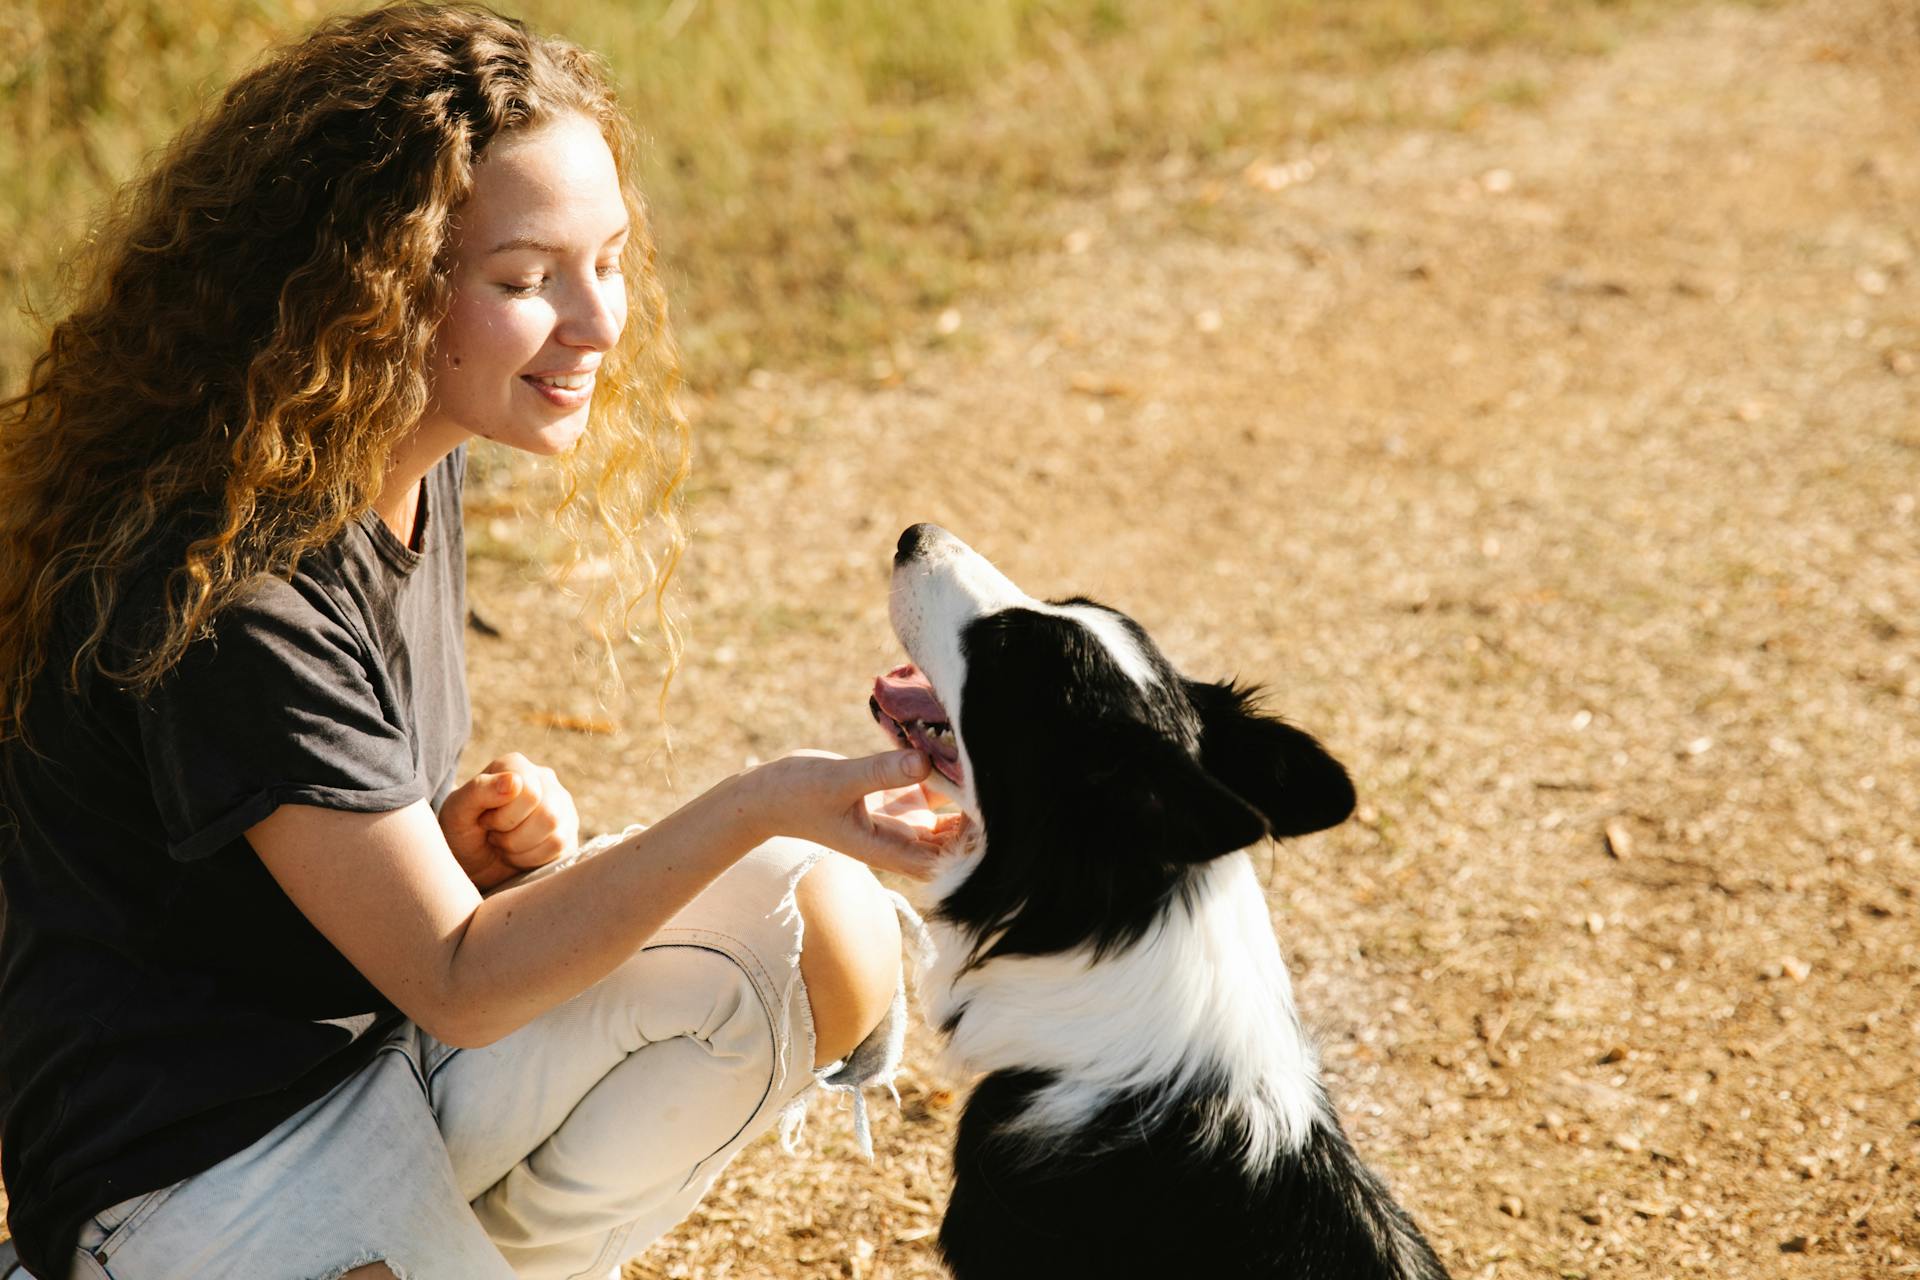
[439,753,581,890]
[745,749,969,880]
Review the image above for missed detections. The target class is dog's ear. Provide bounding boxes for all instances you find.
[1076,729,1272,864]
[1184,680,1357,838]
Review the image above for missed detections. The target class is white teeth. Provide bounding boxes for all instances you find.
[900,717,953,746]
[530,372,593,391]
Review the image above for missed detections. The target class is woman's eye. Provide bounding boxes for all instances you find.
[500,279,545,297]
[597,263,623,280]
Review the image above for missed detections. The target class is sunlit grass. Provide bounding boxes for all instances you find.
[1,0,1777,392]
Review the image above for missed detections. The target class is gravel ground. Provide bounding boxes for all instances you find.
[458,3,1918,1275]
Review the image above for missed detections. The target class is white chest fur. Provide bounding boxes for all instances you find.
[921,851,1327,1172]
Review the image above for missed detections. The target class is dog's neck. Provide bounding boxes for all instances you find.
[920,851,1327,1172]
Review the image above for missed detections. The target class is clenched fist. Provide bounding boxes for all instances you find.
[439,753,580,890]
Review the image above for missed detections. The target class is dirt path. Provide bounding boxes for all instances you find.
[466,3,1918,1275]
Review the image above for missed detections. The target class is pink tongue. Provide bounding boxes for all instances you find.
[872,664,948,725]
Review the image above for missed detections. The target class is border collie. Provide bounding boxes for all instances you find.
[870,524,1451,1280]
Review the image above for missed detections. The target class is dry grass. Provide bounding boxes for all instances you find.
[3,0,1778,393]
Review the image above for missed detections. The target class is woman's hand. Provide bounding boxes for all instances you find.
[439,753,581,890]
[865,780,950,834]
[741,749,969,880]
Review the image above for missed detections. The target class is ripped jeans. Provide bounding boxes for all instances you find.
[65,837,909,1280]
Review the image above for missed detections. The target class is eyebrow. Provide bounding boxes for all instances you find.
[488,224,630,256]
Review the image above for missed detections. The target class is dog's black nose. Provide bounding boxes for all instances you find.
[896,523,937,564]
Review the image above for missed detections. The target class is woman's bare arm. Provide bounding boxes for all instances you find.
[248,750,943,1048]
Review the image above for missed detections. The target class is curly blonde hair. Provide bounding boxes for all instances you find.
[0,1,689,744]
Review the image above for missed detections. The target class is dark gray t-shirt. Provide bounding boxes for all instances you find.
[0,448,470,1277]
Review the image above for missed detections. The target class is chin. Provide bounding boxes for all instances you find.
[489,415,590,457]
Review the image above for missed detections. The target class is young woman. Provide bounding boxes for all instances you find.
[0,6,958,1278]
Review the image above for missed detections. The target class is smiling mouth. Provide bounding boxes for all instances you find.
[870,664,963,786]
[520,374,593,403]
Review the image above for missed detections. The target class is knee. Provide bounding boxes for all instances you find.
[794,853,901,1069]
[336,1265,402,1280]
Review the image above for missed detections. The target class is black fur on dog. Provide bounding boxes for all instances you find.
[879,524,1450,1280]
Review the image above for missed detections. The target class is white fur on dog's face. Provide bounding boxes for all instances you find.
[888,526,1024,819]
[889,525,1164,822]
[890,527,1025,685]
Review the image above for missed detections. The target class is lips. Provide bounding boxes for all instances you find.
[520,374,592,408]
[870,664,963,786]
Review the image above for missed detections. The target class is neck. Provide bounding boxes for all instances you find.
[375,420,467,545]
[372,477,423,547]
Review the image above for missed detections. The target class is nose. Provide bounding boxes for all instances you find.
[895,523,940,564]
[557,272,625,353]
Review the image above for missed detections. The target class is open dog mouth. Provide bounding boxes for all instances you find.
[870,664,964,787]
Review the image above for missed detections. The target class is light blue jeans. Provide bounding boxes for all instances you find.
[64,837,895,1280]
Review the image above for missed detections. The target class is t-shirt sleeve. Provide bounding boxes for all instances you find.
[134,577,425,862]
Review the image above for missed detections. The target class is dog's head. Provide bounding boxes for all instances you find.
[873,524,1355,963]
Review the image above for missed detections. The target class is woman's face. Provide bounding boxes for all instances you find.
[422,113,630,456]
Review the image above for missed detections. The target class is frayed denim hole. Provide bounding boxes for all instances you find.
[309,1252,412,1280]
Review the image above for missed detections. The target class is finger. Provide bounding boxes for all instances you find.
[850,749,930,798]
[889,806,941,835]
[882,814,972,871]
[491,826,567,869]
[538,766,579,828]
[481,771,542,832]
[486,752,536,776]
[490,801,559,848]
[863,812,953,874]
[870,799,938,830]
[880,784,941,831]
[850,836,942,881]
[904,782,938,809]
[864,783,930,819]
[442,771,512,830]
[515,841,568,870]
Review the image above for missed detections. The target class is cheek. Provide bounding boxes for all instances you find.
[436,290,537,376]
[432,296,483,376]
[607,281,630,339]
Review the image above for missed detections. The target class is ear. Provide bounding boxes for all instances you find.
[1091,734,1273,864]
[1183,680,1357,838]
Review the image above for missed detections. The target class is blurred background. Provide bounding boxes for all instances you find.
[5,0,1918,1276]
[13,0,1902,392]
